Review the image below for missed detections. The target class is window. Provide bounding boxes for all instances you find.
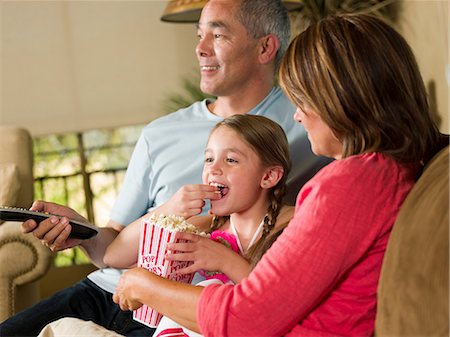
[33,124,144,266]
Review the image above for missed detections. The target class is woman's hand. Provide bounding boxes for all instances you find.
[113,267,203,332]
[154,184,221,219]
[113,267,148,311]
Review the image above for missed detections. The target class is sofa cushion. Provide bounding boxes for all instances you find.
[38,318,123,337]
[375,146,449,336]
[0,163,20,207]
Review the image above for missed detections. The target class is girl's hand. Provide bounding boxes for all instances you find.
[154,184,221,219]
[165,232,240,276]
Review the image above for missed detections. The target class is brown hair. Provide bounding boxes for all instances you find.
[208,114,291,263]
[279,14,445,164]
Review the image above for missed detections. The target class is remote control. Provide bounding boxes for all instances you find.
[0,206,98,240]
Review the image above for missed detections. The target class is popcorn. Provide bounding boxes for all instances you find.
[144,213,207,235]
[133,214,207,328]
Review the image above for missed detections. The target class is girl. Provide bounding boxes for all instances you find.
[153,114,294,336]
[104,113,293,289]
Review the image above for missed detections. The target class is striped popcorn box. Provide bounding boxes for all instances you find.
[133,214,206,328]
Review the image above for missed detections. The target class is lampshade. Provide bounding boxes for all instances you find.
[161,0,303,23]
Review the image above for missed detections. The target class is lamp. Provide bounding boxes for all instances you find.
[161,0,303,23]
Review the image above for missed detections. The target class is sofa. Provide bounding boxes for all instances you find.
[0,126,53,323]
[375,144,449,336]
[36,145,450,336]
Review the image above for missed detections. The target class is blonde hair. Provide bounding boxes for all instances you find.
[208,114,291,263]
[279,14,444,164]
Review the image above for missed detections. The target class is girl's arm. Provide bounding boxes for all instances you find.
[166,232,251,283]
[103,185,218,268]
[103,216,142,268]
[104,214,214,268]
[165,206,295,283]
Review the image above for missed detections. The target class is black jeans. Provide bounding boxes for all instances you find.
[0,278,155,337]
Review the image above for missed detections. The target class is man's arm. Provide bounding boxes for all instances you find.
[21,200,124,268]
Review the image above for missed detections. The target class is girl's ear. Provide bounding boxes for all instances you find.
[260,166,284,189]
[258,34,279,65]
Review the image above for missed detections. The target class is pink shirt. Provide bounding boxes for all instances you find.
[198,153,418,337]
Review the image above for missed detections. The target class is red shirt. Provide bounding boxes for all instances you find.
[198,153,418,337]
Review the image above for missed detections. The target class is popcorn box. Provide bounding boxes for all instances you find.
[133,214,204,328]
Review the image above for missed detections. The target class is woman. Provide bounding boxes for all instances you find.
[112,14,446,336]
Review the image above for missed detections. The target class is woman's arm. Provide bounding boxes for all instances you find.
[113,267,203,332]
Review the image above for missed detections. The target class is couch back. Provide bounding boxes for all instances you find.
[375,145,449,336]
[0,126,34,208]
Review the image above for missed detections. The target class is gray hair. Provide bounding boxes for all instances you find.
[236,0,291,71]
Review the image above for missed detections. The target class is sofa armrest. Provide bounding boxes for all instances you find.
[0,221,53,322]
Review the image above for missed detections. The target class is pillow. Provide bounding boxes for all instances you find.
[0,163,20,207]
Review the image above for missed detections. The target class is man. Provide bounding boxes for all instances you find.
[0,0,328,336]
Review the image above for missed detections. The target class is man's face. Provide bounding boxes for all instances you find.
[196,0,261,97]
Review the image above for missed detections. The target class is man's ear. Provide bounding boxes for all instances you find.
[258,34,279,65]
[260,166,284,189]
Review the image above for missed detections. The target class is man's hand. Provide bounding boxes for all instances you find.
[154,184,221,219]
[21,200,87,251]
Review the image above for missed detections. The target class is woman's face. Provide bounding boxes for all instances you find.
[202,126,268,216]
[294,106,343,159]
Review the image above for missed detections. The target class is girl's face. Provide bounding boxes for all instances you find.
[202,126,270,216]
[294,105,343,159]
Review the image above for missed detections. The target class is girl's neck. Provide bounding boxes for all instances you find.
[229,215,266,254]
[227,201,269,252]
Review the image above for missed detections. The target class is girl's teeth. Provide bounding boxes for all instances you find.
[210,182,226,196]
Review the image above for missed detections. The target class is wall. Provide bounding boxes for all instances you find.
[395,0,449,133]
[1,1,199,136]
[1,1,448,135]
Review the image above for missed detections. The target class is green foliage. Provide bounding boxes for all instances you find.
[163,71,215,114]
[290,0,400,34]
[33,125,144,267]
[54,246,90,267]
